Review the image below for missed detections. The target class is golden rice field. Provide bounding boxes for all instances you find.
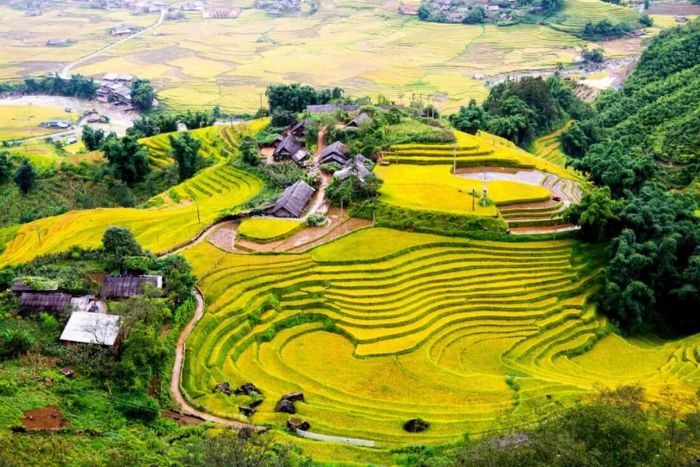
[548,0,641,33]
[376,130,580,216]
[0,0,645,113]
[0,104,71,140]
[531,122,572,167]
[238,218,304,242]
[180,228,700,447]
[0,123,265,266]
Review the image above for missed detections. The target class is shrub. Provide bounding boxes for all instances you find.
[115,392,160,422]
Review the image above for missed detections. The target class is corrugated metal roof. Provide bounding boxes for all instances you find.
[60,312,120,346]
[101,275,162,299]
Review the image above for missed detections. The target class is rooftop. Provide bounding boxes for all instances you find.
[60,312,121,346]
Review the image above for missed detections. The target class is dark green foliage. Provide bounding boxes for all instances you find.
[564,186,623,242]
[0,152,10,183]
[462,6,485,24]
[113,324,168,393]
[114,392,160,422]
[102,134,150,183]
[326,174,382,206]
[271,108,296,127]
[240,135,261,166]
[4,74,98,99]
[0,269,14,289]
[155,254,195,307]
[184,429,302,467]
[581,46,605,63]
[449,99,490,134]
[130,79,155,111]
[260,162,305,188]
[103,226,143,271]
[266,83,343,113]
[82,126,106,151]
[640,13,653,27]
[128,110,216,138]
[13,158,36,194]
[582,19,634,40]
[169,132,202,181]
[0,321,34,358]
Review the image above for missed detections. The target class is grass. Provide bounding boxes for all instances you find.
[179,228,700,448]
[0,122,266,266]
[0,104,72,140]
[237,218,304,243]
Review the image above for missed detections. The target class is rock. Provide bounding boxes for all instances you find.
[249,398,264,408]
[403,418,429,433]
[238,406,256,417]
[274,399,296,414]
[213,382,231,396]
[59,368,75,378]
[238,427,254,439]
[234,382,261,396]
[286,417,310,432]
[282,392,305,402]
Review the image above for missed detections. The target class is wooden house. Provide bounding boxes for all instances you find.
[346,112,371,128]
[101,275,163,299]
[273,134,302,160]
[268,180,315,218]
[19,293,72,314]
[320,141,349,165]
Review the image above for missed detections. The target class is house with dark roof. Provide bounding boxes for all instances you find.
[320,141,349,165]
[289,119,309,138]
[20,293,72,314]
[346,112,371,128]
[291,149,310,167]
[306,104,360,113]
[101,275,163,299]
[273,134,302,160]
[268,180,315,218]
[334,154,372,181]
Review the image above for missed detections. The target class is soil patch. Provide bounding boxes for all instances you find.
[209,223,237,252]
[22,406,67,431]
[163,410,205,426]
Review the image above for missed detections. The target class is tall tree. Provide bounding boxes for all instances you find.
[169,132,201,181]
[13,158,36,194]
[0,152,10,183]
[102,135,150,183]
[130,79,155,111]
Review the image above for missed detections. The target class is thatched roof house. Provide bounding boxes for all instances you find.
[20,292,72,313]
[268,180,315,218]
[346,112,371,128]
[101,275,163,299]
[334,154,372,181]
[289,119,309,137]
[60,312,121,347]
[273,134,302,160]
[320,141,348,165]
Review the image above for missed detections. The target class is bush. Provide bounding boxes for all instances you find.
[115,392,160,422]
[0,326,35,358]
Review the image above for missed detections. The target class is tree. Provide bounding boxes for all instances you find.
[581,46,605,63]
[0,152,10,183]
[239,135,260,166]
[449,99,490,134]
[82,125,106,151]
[184,429,294,467]
[130,79,155,111]
[640,13,653,27]
[564,186,623,242]
[103,135,150,183]
[169,132,202,181]
[462,6,485,24]
[103,226,143,270]
[13,158,36,194]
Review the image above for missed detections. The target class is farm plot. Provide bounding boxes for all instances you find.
[0,104,71,141]
[0,124,264,266]
[549,0,641,34]
[238,218,304,243]
[181,228,700,447]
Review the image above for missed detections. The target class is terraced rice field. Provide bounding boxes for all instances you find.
[238,218,304,243]
[0,124,264,266]
[531,122,572,167]
[181,228,700,447]
[140,126,231,168]
[549,0,641,33]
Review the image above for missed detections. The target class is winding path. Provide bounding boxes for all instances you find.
[170,288,263,431]
[59,9,166,79]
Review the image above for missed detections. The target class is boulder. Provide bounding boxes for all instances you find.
[234,382,261,396]
[274,399,296,414]
[213,382,231,396]
[249,398,264,408]
[282,392,305,402]
[403,418,429,433]
[238,406,256,417]
[286,417,310,432]
[59,368,75,378]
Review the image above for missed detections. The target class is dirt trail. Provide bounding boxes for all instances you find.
[59,9,166,79]
[306,126,330,217]
[170,289,263,431]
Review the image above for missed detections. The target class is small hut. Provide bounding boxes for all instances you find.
[19,293,72,314]
[101,275,163,300]
[289,119,309,138]
[319,141,348,165]
[273,134,302,160]
[268,180,315,218]
[291,149,310,167]
[60,312,121,347]
[346,113,371,128]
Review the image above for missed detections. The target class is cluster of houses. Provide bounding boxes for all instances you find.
[263,112,374,219]
[13,274,163,348]
[254,0,301,15]
[418,0,522,23]
[96,73,136,107]
[109,24,142,36]
[202,7,240,18]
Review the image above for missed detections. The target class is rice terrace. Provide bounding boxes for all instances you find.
[0,0,699,465]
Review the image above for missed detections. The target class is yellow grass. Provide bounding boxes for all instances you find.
[237,218,303,242]
[0,104,71,140]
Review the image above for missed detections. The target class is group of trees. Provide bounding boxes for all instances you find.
[562,19,700,334]
[581,19,634,40]
[169,132,202,181]
[130,79,155,111]
[81,125,107,151]
[450,76,590,145]
[0,74,97,99]
[0,152,36,194]
[102,134,151,184]
[127,110,217,138]
[266,83,344,126]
